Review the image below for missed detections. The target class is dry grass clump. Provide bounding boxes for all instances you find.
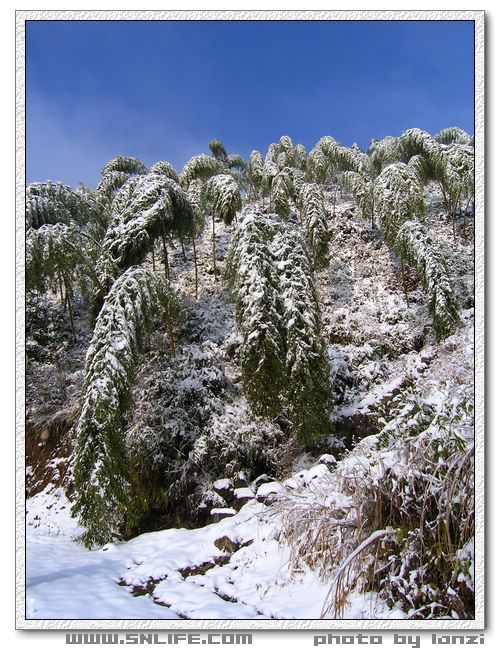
[276,431,474,619]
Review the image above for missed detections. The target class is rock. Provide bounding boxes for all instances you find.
[233,487,255,505]
[210,507,237,523]
[252,474,274,491]
[318,453,337,467]
[213,478,234,503]
[232,471,248,489]
[255,481,286,505]
[213,535,253,553]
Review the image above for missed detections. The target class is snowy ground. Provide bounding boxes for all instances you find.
[26,481,404,620]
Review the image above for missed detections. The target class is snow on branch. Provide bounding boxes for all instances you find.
[72,266,173,548]
[396,220,461,340]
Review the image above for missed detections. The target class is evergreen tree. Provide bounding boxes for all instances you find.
[297,183,330,269]
[26,181,91,229]
[208,139,228,163]
[396,220,461,340]
[247,150,265,200]
[98,173,194,293]
[270,168,294,218]
[368,136,403,176]
[227,213,334,446]
[373,162,424,247]
[434,127,472,146]
[204,173,242,276]
[179,154,225,189]
[97,155,147,199]
[72,266,174,548]
[226,214,287,419]
[271,227,334,446]
[149,160,179,184]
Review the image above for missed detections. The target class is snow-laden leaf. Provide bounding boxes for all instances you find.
[396,220,461,340]
[72,266,173,548]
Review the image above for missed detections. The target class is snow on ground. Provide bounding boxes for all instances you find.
[26,484,400,620]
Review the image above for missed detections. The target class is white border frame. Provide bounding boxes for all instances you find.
[15,9,485,631]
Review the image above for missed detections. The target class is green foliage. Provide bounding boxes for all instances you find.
[149,161,179,184]
[226,215,287,420]
[227,213,334,447]
[272,226,334,446]
[26,223,81,295]
[179,154,225,189]
[72,266,174,547]
[26,182,92,229]
[297,183,330,269]
[97,155,147,199]
[374,162,424,247]
[295,143,308,172]
[99,174,194,290]
[441,144,474,210]
[247,150,264,196]
[186,178,207,234]
[396,220,461,340]
[204,173,242,226]
[307,147,330,184]
[338,171,374,224]
[434,127,472,146]
[226,154,247,171]
[316,136,370,175]
[271,168,295,217]
[368,136,403,175]
[208,139,228,163]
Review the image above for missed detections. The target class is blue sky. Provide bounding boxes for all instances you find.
[26,20,474,188]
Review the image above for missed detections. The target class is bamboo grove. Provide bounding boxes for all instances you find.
[25,126,474,547]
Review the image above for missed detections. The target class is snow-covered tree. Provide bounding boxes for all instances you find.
[149,160,179,184]
[98,174,194,291]
[72,266,174,548]
[26,181,91,229]
[307,147,330,184]
[434,127,472,146]
[316,136,370,175]
[368,136,403,176]
[204,173,242,276]
[179,154,225,189]
[26,222,101,336]
[246,150,265,200]
[227,213,334,446]
[295,143,308,172]
[204,174,242,227]
[338,171,375,227]
[374,162,425,247]
[441,144,474,237]
[226,214,287,419]
[97,155,147,199]
[297,183,330,269]
[396,220,461,340]
[270,168,295,218]
[272,226,334,446]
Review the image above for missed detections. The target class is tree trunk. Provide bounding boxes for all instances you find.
[191,233,198,301]
[58,269,65,308]
[212,214,217,279]
[180,239,187,262]
[161,233,170,281]
[63,279,75,339]
[400,254,409,308]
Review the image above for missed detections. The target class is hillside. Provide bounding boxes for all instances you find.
[25,130,475,620]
